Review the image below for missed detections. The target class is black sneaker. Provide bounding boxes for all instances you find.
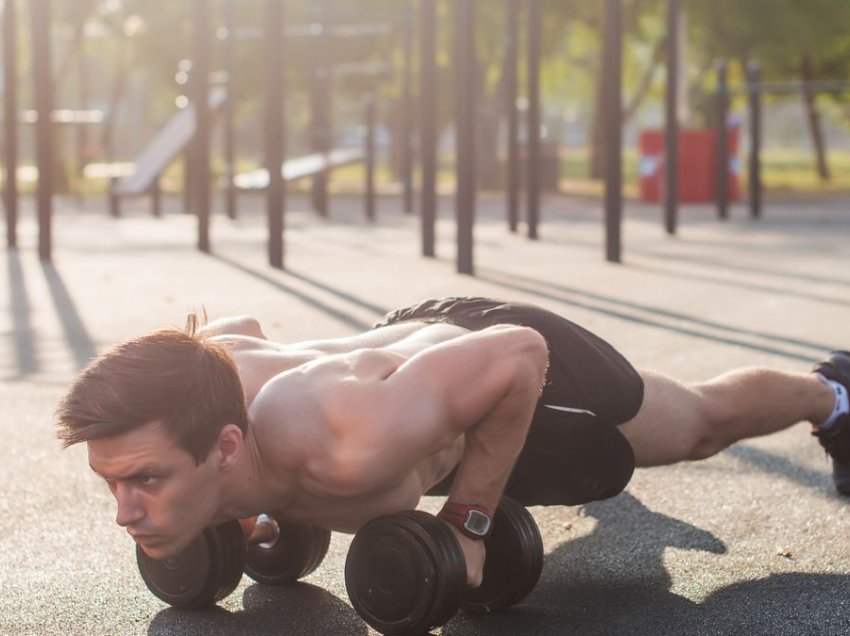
[812,351,850,496]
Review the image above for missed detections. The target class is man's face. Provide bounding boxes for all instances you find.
[87,420,220,560]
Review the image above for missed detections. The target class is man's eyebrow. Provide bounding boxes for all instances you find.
[88,463,163,480]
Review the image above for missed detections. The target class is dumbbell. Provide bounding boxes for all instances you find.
[136,514,331,608]
[344,497,543,635]
[243,513,332,585]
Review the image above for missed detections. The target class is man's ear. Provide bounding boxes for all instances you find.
[215,424,244,470]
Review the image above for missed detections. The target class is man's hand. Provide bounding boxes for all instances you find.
[444,522,486,589]
[238,516,257,538]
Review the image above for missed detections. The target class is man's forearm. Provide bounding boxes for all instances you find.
[445,353,547,512]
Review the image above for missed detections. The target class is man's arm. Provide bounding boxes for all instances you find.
[327,324,549,509]
[250,324,547,586]
[336,324,548,587]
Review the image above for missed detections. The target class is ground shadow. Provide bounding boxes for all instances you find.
[444,492,723,635]
[146,582,367,636]
[286,268,392,318]
[443,492,848,635]
[478,267,828,362]
[629,243,850,290]
[209,253,379,332]
[725,443,834,498]
[6,249,38,376]
[628,260,850,310]
[41,262,98,370]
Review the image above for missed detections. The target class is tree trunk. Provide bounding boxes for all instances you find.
[801,56,830,182]
[478,54,507,190]
[589,43,606,180]
[622,35,667,125]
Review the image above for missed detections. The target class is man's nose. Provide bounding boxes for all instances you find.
[114,484,145,527]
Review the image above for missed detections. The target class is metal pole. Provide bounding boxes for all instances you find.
[183,149,193,214]
[505,0,519,233]
[365,96,376,221]
[715,59,729,220]
[264,0,285,268]
[400,0,414,214]
[663,0,679,235]
[192,0,212,253]
[454,0,476,275]
[419,0,436,258]
[223,0,237,219]
[152,178,162,217]
[526,0,541,240]
[75,30,90,207]
[31,0,53,262]
[4,0,19,249]
[602,0,622,263]
[747,60,762,220]
[310,0,331,217]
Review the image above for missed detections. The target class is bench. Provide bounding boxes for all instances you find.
[233,148,366,190]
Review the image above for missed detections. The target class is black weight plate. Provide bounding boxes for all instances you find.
[502,501,544,608]
[460,497,544,614]
[244,517,331,586]
[345,510,465,635]
[420,512,468,630]
[136,521,246,608]
[212,520,247,602]
[136,528,218,608]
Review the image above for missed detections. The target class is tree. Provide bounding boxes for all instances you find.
[686,0,850,181]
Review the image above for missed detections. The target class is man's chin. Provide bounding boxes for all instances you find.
[135,536,189,561]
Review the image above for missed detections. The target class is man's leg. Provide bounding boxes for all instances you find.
[618,368,835,467]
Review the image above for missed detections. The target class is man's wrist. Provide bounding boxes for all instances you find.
[437,502,494,540]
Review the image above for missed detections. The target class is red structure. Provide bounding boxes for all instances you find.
[639,127,740,203]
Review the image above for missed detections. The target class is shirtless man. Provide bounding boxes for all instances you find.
[56,297,850,588]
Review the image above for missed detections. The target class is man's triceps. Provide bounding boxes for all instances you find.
[340,326,547,493]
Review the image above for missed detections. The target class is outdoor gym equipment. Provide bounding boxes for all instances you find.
[136,515,330,609]
[136,497,543,635]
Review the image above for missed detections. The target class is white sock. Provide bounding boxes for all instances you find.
[816,373,850,431]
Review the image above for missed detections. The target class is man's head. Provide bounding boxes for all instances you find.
[57,316,249,461]
[56,317,250,557]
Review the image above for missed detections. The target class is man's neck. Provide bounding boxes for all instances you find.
[213,427,296,524]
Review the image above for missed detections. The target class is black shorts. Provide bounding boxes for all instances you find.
[374,297,643,506]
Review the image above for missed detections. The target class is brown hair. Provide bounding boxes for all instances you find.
[56,313,249,463]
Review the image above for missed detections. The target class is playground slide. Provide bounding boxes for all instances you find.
[112,86,227,197]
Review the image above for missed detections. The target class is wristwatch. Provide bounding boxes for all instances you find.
[437,502,494,540]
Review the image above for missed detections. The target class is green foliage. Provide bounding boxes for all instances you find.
[685,0,850,123]
[31,0,850,166]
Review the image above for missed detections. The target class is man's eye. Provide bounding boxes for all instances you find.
[137,475,158,486]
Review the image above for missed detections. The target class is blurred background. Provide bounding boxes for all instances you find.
[5,0,850,203]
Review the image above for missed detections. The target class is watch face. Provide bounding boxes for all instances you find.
[464,509,492,536]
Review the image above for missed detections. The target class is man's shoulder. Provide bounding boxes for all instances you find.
[249,368,324,426]
[247,359,362,440]
[247,366,389,499]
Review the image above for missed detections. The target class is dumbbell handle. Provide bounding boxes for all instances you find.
[245,514,279,546]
